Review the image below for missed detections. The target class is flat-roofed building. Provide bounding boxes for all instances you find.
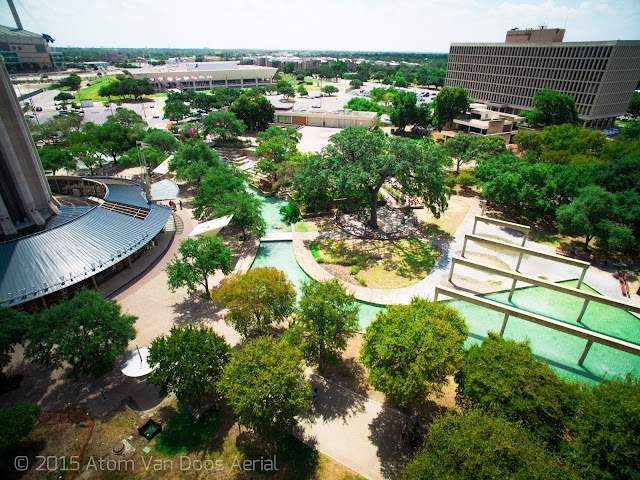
[446,28,640,128]
[442,103,525,143]
[129,61,277,92]
[274,108,377,128]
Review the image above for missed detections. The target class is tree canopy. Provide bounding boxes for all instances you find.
[299,127,450,228]
[169,140,222,186]
[212,267,296,339]
[455,333,577,447]
[165,235,233,295]
[527,89,579,126]
[230,92,275,132]
[147,324,231,406]
[163,98,191,123]
[556,185,637,252]
[0,401,41,454]
[201,110,246,142]
[433,86,470,130]
[38,145,76,175]
[143,128,180,153]
[24,290,136,378]
[0,307,31,371]
[361,298,468,407]
[221,336,309,441]
[402,409,576,480]
[294,279,360,371]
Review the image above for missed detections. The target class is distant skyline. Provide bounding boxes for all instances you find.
[1,0,639,53]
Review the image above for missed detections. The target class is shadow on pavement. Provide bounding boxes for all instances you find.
[368,405,414,480]
[172,292,224,325]
[298,375,366,425]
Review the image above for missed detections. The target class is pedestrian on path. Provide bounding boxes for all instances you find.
[401,422,409,444]
[179,200,182,210]
[311,388,319,407]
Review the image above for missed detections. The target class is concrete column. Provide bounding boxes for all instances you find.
[508,278,518,301]
[578,340,593,366]
[499,312,510,337]
[0,195,17,237]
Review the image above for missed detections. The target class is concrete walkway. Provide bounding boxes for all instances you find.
[293,195,640,309]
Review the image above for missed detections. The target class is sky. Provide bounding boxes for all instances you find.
[1,0,639,52]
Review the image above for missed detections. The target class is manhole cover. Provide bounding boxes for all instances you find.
[112,442,125,455]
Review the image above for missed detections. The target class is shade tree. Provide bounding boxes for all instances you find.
[147,325,231,406]
[212,267,296,339]
[432,86,470,130]
[230,92,275,131]
[24,290,136,378]
[361,298,468,407]
[165,236,233,295]
[527,89,579,126]
[294,279,360,371]
[201,110,246,142]
[220,336,309,442]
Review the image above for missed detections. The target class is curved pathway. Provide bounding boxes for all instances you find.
[293,195,640,309]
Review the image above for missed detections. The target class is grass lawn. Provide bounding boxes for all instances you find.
[39,401,363,479]
[310,237,438,289]
[74,75,118,102]
[293,215,337,233]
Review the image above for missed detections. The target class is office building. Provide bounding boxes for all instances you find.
[446,28,640,127]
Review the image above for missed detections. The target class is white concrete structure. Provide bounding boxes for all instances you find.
[129,61,277,92]
[274,109,377,128]
[189,215,233,237]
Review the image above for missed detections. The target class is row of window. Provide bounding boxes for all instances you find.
[448,65,605,84]
[447,73,601,97]
[449,54,610,72]
[450,45,613,60]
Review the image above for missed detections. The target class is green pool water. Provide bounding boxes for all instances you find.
[247,186,291,233]
[250,241,385,330]
[447,279,640,384]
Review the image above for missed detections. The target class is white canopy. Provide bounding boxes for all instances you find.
[153,155,173,175]
[189,215,233,237]
[121,347,157,378]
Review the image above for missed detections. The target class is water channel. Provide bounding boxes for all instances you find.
[248,187,385,330]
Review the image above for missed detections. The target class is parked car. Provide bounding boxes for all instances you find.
[24,113,35,119]
[35,106,42,112]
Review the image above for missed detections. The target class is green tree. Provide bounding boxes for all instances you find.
[296,85,308,96]
[349,79,363,89]
[220,336,309,441]
[67,129,99,173]
[256,125,302,144]
[556,185,620,249]
[147,325,231,406]
[513,130,543,157]
[627,91,640,117]
[86,121,137,163]
[321,85,339,96]
[279,200,303,224]
[390,90,419,131]
[277,84,296,100]
[528,89,579,126]
[37,145,76,175]
[143,129,180,153]
[163,98,191,123]
[166,236,233,295]
[201,111,246,142]
[59,73,82,91]
[0,402,41,454]
[255,135,297,164]
[214,190,267,240]
[190,167,245,220]
[54,91,75,106]
[169,140,222,186]
[106,107,146,130]
[403,409,576,480]
[455,333,577,447]
[295,279,359,371]
[433,86,471,130]
[318,127,450,228]
[361,298,468,407]
[620,119,640,140]
[563,375,640,480]
[230,92,275,131]
[24,290,136,378]
[443,132,475,174]
[344,97,387,115]
[0,307,31,373]
[213,267,296,339]
[221,337,311,440]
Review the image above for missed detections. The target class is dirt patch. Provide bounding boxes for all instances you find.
[415,198,470,236]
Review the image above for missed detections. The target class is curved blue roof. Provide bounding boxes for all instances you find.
[0,180,171,307]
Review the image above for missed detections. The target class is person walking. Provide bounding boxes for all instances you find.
[179,200,182,210]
